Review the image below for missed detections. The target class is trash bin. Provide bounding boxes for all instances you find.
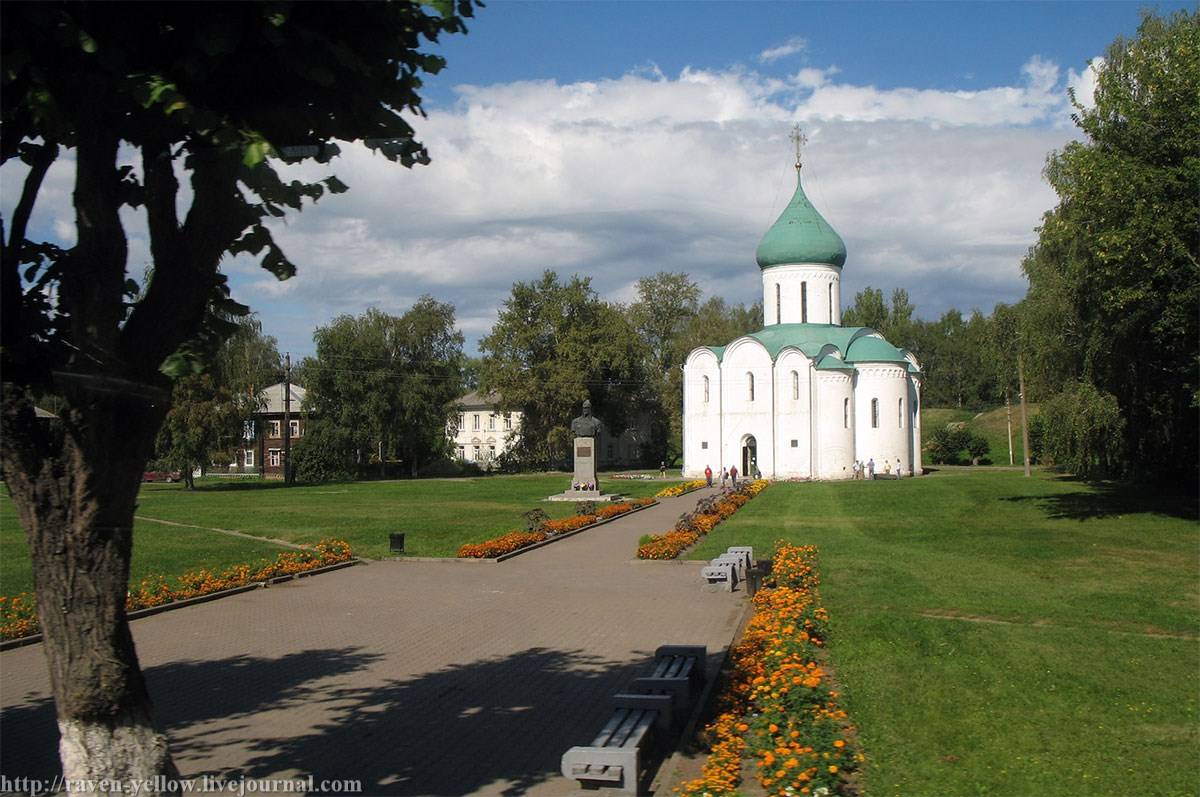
[389,533,405,553]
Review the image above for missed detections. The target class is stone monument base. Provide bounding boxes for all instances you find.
[546,490,624,502]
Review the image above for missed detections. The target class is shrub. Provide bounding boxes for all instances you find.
[636,480,768,559]
[292,421,355,483]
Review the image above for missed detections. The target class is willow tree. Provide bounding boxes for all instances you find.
[0,1,475,785]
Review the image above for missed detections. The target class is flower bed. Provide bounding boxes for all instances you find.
[679,542,862,796]
[0,539,354,641]
[655,479,708,498]
[457,498,654,559]
[637,480,768,559]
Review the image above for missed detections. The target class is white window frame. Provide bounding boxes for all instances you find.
[244,448,255,468]
[268,420,281,438]
[289,419,301,438]
[268,448,281,467]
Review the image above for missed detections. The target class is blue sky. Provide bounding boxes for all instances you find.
[4,1,1191,360]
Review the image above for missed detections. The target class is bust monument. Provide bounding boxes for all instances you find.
[570,399,603,439]
[568,399,602,496]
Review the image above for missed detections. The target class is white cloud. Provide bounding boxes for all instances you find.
[1067,56,1105,111]
[759,36,808,64]
[4,57,1082,356]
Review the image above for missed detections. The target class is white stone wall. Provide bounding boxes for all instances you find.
[816,371,856,479]
[683,349,723,477]
[719,339,775,478]
[761,264,842,326]
[772,350,813,478]
[853,363,912,473]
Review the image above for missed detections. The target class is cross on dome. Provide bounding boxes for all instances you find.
[789,124,807,170]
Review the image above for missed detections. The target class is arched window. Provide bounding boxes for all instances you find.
[791,370,799,400]
[828,283,834,321]
[775,283,781,325]
[747,372,755,402]
[844,397,849,428]
[801,281,808,323]
[899,398,904,428]
[871,398,879,428]
[703,375,710,403]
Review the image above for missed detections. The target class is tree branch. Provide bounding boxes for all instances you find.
[141,135,180,268]
[120,145,254,379]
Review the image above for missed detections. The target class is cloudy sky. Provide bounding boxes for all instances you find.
[4,1,1190,357]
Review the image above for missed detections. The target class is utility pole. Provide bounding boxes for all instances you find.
[1018,352,1031,477]
[283,352,292,485]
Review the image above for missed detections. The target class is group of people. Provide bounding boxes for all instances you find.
[702,465,740,488]
[852,458,905,480]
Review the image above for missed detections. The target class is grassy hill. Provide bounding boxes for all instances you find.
[922,403,1040,465]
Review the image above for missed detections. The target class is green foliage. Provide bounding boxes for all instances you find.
[302,299,466,478]
[1,1,478,393]
[479,271,648,468]
[155,373,246,488]
[1022,10,1199,483]
[1037,382,1126,478]
[291,420,355,484]
[926,423,990,465]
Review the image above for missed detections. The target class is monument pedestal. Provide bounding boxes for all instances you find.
[547,436,612,501]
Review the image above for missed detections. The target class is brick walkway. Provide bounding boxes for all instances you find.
[0,487,746,795]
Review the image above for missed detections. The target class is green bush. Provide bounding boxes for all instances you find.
[292,421,355,484]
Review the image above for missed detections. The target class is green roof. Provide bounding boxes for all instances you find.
[815,353,856,371]
[700,324,915,370]
[843,335,911,364]
[755,169,847,270]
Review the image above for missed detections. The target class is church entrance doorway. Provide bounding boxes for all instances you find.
[741,435,757,478]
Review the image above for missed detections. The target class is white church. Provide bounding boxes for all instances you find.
[683,131,923,481]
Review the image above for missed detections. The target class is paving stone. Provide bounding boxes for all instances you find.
[0,488,743,795]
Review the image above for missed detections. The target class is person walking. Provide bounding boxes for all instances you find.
[896,458,904,478]
[659,461,667,478]
[704,465,713,487]
[729,465,739,488]
[720,467,728,488]
[867,458,875,480]
[852,460,860,480]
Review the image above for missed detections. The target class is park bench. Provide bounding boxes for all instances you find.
[629,644,707,708]
[701,546,755,591]
[562,645,706,794]
[701,560,737,591]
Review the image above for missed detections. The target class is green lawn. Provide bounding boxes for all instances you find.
[691,470,1200,796]
[2,473,677,593]
[1,498,290,597]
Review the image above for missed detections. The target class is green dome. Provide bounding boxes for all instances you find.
[755,170,847,269]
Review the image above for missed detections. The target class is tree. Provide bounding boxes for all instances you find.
[627,272,701,465]
[841,286,888,330]
[0,2,475,784]
[1023,10,1199,483]
[213,316,283,399]
[303,300,466,478]
[479,271,647,468]
[154,374,245,488]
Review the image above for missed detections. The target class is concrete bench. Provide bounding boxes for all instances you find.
[562,646,705,794]
[561,694,671,793]
[701,561,737,591]
[630,644,706,708]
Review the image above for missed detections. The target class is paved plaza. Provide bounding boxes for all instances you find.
[0,488,748,795]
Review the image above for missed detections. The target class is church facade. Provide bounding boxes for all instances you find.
[682,140,923,480]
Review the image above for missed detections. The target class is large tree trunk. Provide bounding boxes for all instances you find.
[1,385,180,789]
